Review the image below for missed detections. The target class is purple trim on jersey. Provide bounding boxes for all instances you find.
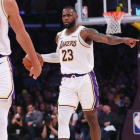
[89,71,99,109]
[0,54,6,58]
[63,73,86,78]
[8,57,15,99]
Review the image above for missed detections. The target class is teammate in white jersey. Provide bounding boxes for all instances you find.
[0,0,42,139]
[41,6,139,140]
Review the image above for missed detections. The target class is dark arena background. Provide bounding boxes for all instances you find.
[8,0,140,140]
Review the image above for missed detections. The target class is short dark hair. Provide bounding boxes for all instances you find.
[63,6,77,13]
[27,103,34,107]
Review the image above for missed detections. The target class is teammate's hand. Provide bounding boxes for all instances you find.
[29,63,42,79]
[123,38,139,48]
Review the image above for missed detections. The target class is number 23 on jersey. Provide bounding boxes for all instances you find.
[62,49,73,62]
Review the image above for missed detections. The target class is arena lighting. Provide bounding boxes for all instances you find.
[136,8,140,16]
[20,11,25,15]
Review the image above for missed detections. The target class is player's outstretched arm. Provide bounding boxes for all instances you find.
[4,0,41,79]
[81,28,139,48]
[41,53,60,63]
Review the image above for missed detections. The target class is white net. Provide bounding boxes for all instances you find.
[103,12,125,34]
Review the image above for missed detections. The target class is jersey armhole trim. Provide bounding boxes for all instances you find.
[1,0,8,18]
[78,34,91,48]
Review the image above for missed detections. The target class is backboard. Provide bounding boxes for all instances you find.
[75,0,140,25]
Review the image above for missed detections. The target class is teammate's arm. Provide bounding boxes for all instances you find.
[4,0,41,79]
[81,28,139,48]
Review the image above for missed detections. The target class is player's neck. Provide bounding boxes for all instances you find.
[66,25,78,35]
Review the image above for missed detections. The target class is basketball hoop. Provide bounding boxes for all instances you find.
[103,11,125,34]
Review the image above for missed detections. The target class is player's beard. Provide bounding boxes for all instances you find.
[64,19,76,29]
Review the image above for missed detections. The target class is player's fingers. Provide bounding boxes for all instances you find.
[130,43,135,48]
[133,39,139,42]
[131,42,136,47]
[22,58,25,63]
[129,43,133,48]
[33,76,37,80]
[133,41,136,46]
[29,72,33,77]
[29,67,33,76]
[130,41,136,47]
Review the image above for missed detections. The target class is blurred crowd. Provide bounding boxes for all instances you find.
[7,0,140,140]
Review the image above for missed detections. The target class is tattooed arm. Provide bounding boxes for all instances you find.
[81,28,139,48]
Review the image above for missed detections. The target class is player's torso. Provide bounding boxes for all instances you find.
[0,0,11,56]
[57,26,94,74]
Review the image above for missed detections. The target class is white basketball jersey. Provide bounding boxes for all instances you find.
[57,26,94,74]
[0,0,11,55]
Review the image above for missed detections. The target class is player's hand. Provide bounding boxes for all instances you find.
[123,38,139,48]
[29,63,42,79]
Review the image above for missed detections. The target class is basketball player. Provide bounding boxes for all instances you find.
[41,6,139,140]
[0,0,41,139]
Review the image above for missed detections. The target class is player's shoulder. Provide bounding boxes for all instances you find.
[56,31,63,39]
[57,31,62,36]
[79,25,86,29]
[76,25,86,32]
[55,31,63,44]
[81,27,98,35]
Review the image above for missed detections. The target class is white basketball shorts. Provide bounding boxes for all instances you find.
[0,56,14,100]
[58,71,99,111]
